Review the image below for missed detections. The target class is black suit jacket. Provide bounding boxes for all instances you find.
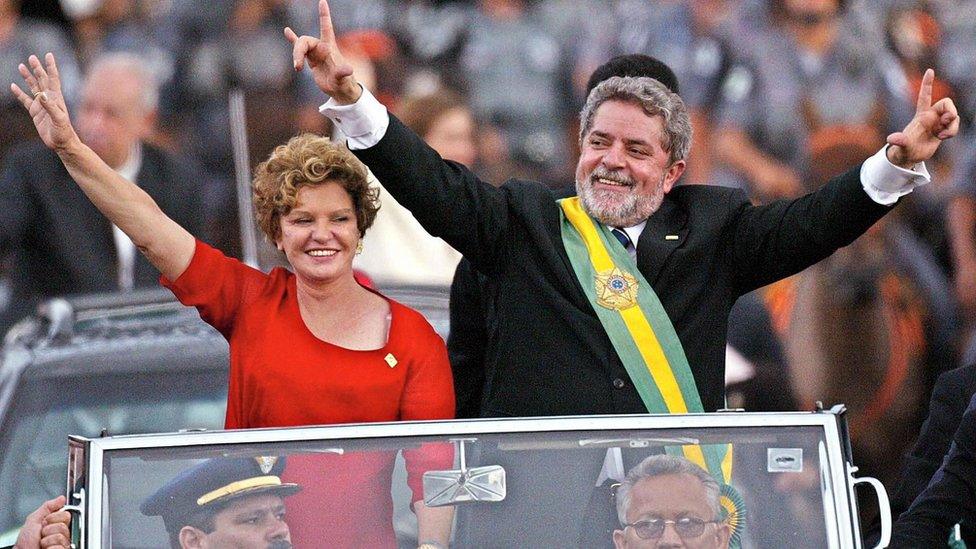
[885,364,976,546]
[0,141,206,331]
[356,115,893,416]
[890,387,976,547]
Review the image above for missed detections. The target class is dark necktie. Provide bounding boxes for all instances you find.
[611,228,635,254]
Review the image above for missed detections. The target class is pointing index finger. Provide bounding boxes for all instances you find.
[318,0,338,46]
[916,68,934,113]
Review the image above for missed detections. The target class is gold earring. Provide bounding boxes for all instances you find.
[356,241,363,255]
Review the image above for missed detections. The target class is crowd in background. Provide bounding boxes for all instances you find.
[2,0,976,499]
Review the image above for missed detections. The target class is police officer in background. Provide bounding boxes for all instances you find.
[141,456,300,549]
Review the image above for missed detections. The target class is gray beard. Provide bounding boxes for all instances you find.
[577,173,666,227]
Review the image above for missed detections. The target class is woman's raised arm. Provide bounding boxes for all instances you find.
[10,53,195,281]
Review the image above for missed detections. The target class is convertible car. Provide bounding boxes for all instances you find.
[60,408,890,548]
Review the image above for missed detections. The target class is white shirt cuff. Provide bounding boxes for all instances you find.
[319,85,389,150]
[859,145,931,205]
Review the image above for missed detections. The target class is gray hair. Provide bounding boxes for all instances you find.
[579,76,692,165]
[86,52,160,113]
[615,454,721,525]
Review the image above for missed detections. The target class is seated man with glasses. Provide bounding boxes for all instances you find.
[613,454,731,549]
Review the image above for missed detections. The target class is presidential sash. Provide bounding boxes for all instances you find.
[559,197,744,543]
[558,196,702,414]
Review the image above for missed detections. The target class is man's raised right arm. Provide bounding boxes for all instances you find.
[286,0,509,269]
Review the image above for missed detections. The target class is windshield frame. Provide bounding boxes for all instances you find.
[72,411,859,548]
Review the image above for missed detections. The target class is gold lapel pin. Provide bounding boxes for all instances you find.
[384,353,398,368]
[665,235,680,240]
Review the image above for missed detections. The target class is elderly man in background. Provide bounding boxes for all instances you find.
[0,51,206,333]
[613,455,731,549]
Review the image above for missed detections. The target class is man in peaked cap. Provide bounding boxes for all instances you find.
[141,456,300,549]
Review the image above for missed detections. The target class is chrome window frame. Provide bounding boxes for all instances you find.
[71,411,860,548]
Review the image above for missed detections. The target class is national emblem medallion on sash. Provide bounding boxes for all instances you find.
[594,267,639,310]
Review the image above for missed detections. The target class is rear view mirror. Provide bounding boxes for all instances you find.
[422,438,506,507]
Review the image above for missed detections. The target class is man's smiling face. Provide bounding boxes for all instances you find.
[575,99,685,227]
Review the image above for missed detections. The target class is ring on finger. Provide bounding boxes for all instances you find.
[32,90,44,99]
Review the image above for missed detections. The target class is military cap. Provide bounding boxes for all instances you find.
[141,456,300,528]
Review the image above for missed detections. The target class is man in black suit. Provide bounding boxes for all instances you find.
[875,363,976,546]
[890,386,976,547]
[289,0,958,417]
[0,52,206,333]
[448,54,682,418]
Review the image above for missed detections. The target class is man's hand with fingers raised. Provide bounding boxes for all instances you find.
[886,68,960,169]
[284,0,361,104]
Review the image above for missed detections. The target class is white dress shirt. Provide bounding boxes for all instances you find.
[112,143,142,292]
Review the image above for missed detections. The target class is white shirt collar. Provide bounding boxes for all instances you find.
[115,142,143,183]
[111,142,142,291]
[615,220,647,249]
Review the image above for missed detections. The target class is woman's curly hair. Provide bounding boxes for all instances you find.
[252,134,380,242]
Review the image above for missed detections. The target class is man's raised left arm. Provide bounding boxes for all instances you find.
[861,68,958,205]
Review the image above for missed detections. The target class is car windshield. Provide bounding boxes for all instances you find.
[0,370,226,535]
[89,416,852,548]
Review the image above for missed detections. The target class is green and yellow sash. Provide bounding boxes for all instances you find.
[559,197,743,542]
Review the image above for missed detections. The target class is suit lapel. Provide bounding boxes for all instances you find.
[636,196,687,285]
[132,147,163,285]
[134,146,160,201]
[43,160,117,275]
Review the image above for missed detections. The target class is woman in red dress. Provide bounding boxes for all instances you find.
[12,53,454,548]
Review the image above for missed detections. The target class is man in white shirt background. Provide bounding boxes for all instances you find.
[0,52,208,333]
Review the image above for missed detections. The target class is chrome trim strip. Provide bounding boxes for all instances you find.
[80,411,857,546]
[80,412,839,451]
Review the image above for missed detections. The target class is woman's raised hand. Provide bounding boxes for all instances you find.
[284,0,361,104]
[10,53,79,153]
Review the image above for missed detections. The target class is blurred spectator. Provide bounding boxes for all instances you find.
[0,0,81,162]
[714,0,895,201]
[390,0,470,92]
[932,0,976,130]
[60,0,159,67]
[874,3,962,280]
[458,0,570,185]
[355,88,480,287]
[535,0,606,98]
[158,0,325,169]
[313,0,393,36]
[155,0,331,258]
[950,142,976,360]
[398,89,478,167]
[880,4,952,127]
[0,52,207,334]
[335,28,409,113]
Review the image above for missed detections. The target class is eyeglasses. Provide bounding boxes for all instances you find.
[623,517,721,540]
